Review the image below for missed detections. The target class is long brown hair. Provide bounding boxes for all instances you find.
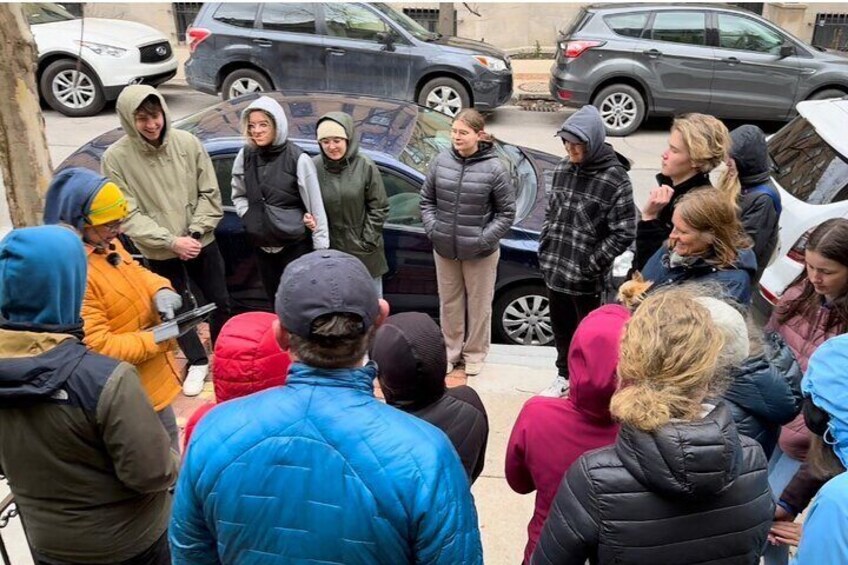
[673,188,752,268]
[777,218,848,333]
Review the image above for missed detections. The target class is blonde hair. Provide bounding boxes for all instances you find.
[243,109,277,146]
[717,160,742,209]
[610,287,726,431]
[674,188,752,267]
[672,113,731,174]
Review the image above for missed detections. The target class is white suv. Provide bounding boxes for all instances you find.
[25,3,178,117]
[758,97,848,312]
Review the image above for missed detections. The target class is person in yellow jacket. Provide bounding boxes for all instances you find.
[44,167,184,451]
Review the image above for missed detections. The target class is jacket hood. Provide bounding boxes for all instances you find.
[802,333,848,467]
[241,96,289,147]
[559,105,606,164]
[0,226,87,326]
[370,312,446,409]
[724,355,798,422]
[730,125,771,186]
[213,312,290,403]
[43,167,109,231]
[317,112,358,171]
[567,304,630,422]
[616,402,743,499]
[115,85,171,149]
[0,329,83,402]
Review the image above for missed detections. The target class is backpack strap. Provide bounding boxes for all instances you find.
[746,183,782,215]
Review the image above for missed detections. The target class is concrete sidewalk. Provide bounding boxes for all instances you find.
[169,44,556,103]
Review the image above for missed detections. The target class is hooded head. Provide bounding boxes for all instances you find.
[370,312,446,409]
[316,112,357,168]
[43,168,128,232]
[240,96,289,148]
[567,304,631,422]
[729,125,770,186]
[213,312,291,402]
[0,226,87,326]
[116,85,171,148]
[802,333,848,468]
[555,105,606,165]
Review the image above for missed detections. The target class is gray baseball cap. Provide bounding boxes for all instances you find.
[275,249,379,337]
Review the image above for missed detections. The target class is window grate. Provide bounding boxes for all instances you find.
[173,2,204,43]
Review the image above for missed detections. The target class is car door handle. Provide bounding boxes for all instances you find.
[644,48,662,59]
[722,56,740,65]
[252,38,272,47]
[325,47,346,56]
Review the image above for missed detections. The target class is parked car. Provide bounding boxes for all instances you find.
[550,4,848,136]
[57,92,559,346]
[184,2,513,117]
[756,96,848,316]
[24,3,177,117]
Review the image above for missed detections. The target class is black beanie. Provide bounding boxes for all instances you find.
[370,312,446,409]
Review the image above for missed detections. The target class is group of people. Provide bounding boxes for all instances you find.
[0,79,846,565]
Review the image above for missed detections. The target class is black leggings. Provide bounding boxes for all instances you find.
[255,239,314,304]
[547,288,601,378]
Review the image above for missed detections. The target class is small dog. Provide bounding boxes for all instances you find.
[617,272,653,310]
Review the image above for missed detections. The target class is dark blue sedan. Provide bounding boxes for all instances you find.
[58,92,559,345]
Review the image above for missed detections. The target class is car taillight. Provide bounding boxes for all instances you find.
[187,27,211,54]
[786,228,814,264]
[759,284,779,306]
[560,40,604,59]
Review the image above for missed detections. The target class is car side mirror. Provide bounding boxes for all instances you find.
[779,43,795,59]
[377,31,395,52]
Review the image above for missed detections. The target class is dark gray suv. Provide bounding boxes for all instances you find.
[551,4,848,136]
[186,2,513,117]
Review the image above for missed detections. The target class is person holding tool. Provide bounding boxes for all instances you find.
[102,85,231,397]
[44,167,194,451]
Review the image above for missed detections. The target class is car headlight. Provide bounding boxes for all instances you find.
[74,40,127,58]
[474,56,508,72]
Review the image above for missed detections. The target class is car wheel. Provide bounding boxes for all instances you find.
[222,69,272,101]
[493,284,553,346]
[40,59,106,117]
[592,84,645,137]
[808,88,846,101]
[418,77,470,118]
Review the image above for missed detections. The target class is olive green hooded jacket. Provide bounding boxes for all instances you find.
[313,112,389,277]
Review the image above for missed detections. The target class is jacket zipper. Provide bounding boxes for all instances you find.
[452,159,467,260]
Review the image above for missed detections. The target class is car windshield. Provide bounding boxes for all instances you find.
[372,3,439,41]
[400,107,538,221]
[769,116,848,205]
[23,3,77,25]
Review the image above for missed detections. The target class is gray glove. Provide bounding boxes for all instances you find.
[154,289,182,321]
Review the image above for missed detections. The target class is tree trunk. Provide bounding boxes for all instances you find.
[0,4,52,230]
[438,3,455,37]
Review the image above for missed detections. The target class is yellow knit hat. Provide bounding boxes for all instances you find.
[86,182,128,226]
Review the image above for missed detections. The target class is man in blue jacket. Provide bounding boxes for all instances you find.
[170,249,483,564]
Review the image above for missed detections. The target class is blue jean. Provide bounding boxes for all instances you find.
[763,446,803,565]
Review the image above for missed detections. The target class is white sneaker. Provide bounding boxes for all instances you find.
[538,375,569,398]
[465,362,484,376]
[183,364,209,397]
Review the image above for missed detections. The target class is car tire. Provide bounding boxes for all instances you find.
[418,77,470,118]
[492,284,553,346]
[592,84,646,137]
[40,59,106,117]
[808,88,846,101]
[222,69,273,101]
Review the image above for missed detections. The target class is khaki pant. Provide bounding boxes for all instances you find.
[433,249,500,366]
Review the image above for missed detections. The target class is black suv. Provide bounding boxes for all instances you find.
[550,4,848,135]
[186,2,513,117]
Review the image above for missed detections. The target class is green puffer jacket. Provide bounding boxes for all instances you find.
[313,112,389,278]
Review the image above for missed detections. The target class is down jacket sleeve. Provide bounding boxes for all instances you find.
[420,162,438,238]
[505,404,536,494]
[480,164,516,250]
[531,455,600,565]
[170,447,219,565]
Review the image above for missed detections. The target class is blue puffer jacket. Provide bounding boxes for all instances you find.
[641,246,757,304]
[722,332,803,459]
[170,362,483,565]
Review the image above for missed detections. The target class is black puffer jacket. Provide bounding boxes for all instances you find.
[420,142,516,260]
[532,402,773,565]
[722,332,803,458]
[731,125,781,283]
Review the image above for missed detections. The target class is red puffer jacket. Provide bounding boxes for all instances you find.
[183,312,291,450]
